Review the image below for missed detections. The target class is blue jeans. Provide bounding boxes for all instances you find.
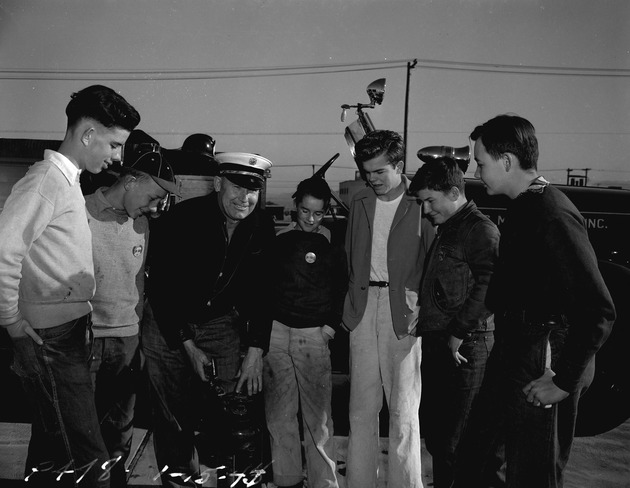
[11,314,110,488]
[421,330,494,488]
[502,322,593,488]
[263,321,338,488]
[454,320,592,488]
[90,335,141,488]
[141,304,241,487]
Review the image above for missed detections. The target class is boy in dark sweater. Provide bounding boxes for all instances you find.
[263,176,348,488]
[455,114,615,488]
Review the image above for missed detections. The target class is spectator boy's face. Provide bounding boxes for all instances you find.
[296,195,326,233]
[84,125,130,174]
[216,177,260,222]
[415,187,459,226]
[361,153,403,201]
[473,139,507,196]
[123,176,168,219]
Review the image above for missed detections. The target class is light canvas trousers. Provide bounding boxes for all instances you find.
[263,320,338,488]
[346,287,423,488]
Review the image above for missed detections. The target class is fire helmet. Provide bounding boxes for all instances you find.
[181,133,216,158]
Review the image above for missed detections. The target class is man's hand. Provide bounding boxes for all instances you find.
[522,368,569,408]
[235,347,263,396]
[6,318,43,345]
[183,339,211,382]
[321,325,335,343]
[448,335,468,366]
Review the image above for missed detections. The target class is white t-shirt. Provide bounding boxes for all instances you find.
[370,193,403,282]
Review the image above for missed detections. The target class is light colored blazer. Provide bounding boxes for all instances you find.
[342,175,434,338]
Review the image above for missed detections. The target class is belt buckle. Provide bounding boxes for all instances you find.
[369,280,389,288]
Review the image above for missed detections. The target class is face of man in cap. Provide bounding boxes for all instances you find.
[214,176,260,222]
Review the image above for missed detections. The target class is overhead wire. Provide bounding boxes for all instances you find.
[2,58,630,80]
[2,58,628,180]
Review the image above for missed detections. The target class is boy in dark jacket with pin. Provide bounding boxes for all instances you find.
[263,176,348,488]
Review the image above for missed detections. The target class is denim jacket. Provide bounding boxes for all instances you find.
[418,200,500,339]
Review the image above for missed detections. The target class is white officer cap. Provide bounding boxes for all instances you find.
[214,152,273,190]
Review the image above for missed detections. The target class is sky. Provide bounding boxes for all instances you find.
[1,0,629,207]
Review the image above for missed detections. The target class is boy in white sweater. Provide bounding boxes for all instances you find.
[85,132,178,488]
[0,85,140,488]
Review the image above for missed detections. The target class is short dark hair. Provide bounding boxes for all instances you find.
[119,167,153,184]
[354,130,404,168]
[292,176,332,210]
[409,158,465,195]
[65,85,141,131]
[470,114,538,170]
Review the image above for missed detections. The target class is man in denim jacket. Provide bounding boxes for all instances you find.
[410,158,500,488]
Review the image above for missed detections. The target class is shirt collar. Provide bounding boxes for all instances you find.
[93,187,129,221]
[436,200,475,234]
[515,175,550,200]
[527,175,550,193]
[44,149,81,186]
[281,221,332,242]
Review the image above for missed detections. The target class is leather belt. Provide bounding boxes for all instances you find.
[369,281,389,288]
[502,310,564,327]
[197,306,237,324]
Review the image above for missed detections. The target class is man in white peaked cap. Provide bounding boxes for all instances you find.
[142,152,276,487]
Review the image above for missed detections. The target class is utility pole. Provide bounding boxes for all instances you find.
[566,168,590,186]
[403,59,417,174]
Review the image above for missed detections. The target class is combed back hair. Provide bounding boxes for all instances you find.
[354,130,404,168]
[469,114,539,171]
[409,158,465,195]
[65,85,141,131]
[292,176,332,210]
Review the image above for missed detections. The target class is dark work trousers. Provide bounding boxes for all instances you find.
[11,314,111,488]
[503,322,594,488]
[454,321,594,488]
[90,335,141,488]
[421,330,494,488]
[142,305,241,488]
